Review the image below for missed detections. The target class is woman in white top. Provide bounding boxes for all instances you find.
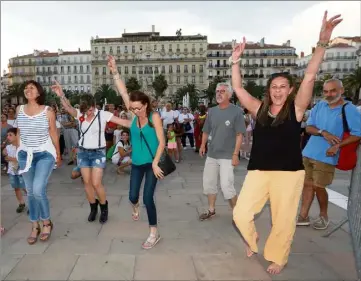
[52,81,131,224]
[16,80,61,245]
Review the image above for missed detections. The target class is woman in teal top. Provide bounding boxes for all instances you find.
[108,55,165,250]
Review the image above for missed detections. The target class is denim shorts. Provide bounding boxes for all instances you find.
[9,174,26,189]
[77,148,106,169]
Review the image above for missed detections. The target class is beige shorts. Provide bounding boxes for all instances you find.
[203,157,236,200]
[303,157,335,187]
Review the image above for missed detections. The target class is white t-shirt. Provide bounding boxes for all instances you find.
[357,106,361,114]
[76,109,113,149]
[7,119,17,128]
[111,140,131,164]
[113,129,123,144]
[161,110,177,129]
[5,144,18,175]
[56,120,62,129]
[178,113,195,133]
[301,110,310,129]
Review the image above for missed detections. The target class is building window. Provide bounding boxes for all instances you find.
[154,45,157,51]
[132,66,136,74]
[95,47,98,54]
[124,46,128,53]
[200,44,203,52]
[86,65,90,73]
[140,45,143,51]
[169,65,173,73]
[169,44,172,51]
[177,65,180,73]
[95,67,99,75]
[132,45,135,53]
[74,76,78,83]
[199,65,203,73]
[87,86,90,92]
[102,47,105,54]
[192,76,195,83]
[109,47,113,54]
[185,76,188,84]
[177,76,180,84]
[161,45,165,51]
[103,78,106,84]
[161,66,165,74]
[117,46,120,54]
[184,65,188,73]
[67,66,71,73]
[102,67,106,75]
[61,76,65,84]
[81,86,84,92]
[155,67,159,74]
[192,65,196,73]
[87,75,90,83]
[37,77,41,83]
[117,67,121,74]
[200,76,203,83]
[125,66,128,74]
[74,66,77,73]
[75,86,78,92]
[68,76,71,83]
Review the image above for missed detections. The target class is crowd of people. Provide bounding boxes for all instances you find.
[2,11,361,275]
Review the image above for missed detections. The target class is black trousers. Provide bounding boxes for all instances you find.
[181,133,194,148]
[59,135,65,156]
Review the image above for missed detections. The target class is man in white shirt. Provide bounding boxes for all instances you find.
[161,102,177,129]
[178,107,195,149]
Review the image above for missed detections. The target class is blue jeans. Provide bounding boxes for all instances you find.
[129,163,158,226]
[18,151,55,222]
[77,148,106,169]
[9,174,26,189]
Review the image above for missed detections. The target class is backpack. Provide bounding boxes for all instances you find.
[336,103,360,171]
[106,140,123,160]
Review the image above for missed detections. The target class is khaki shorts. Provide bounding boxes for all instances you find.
[303,157,335,187]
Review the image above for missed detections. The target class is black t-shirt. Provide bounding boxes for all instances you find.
[247,101,304,171]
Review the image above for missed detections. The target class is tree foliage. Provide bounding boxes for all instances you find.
[243,80,265,99]
[202,76,226,104]
[343,67,361,104]
[94,84,122,106]
[126,77,141,93]
[152,74,168,100]
[7,83,24,105]
[173,84,200,111]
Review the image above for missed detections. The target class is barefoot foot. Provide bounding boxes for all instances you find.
[267,263,284,275]
[245,232,259,257]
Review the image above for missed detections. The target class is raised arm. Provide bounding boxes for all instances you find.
[295,11,342,121]
[108,55,130,110]
[109,115,132,128]
[51,81,77,118]
[231,37,262,118]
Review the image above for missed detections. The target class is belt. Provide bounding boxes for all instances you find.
[78,147,106,152]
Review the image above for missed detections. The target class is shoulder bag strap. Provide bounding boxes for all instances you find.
[138,118,155,159]
[341,103,350,133]
[98,111,101,148]
[80,111,100,146]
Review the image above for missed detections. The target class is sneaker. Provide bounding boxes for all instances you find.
[199,209,216,221]
[16,203,26,213]
[296,215,310,226]
[312,216,329,230]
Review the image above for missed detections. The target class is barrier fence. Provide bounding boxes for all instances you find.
[322,144,361,280]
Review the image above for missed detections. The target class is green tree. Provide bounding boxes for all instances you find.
[126,77,141,93]
[343,67,361,104]
[45,88,60,106]
[173,84,200,110]
[7,83,24,105]
[152,74,168,100]
[244,80,265,99]
[94,84,119,106]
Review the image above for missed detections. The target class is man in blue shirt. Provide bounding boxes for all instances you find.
[297,78,361,230]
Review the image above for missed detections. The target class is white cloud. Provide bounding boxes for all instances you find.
[271,1,360,54]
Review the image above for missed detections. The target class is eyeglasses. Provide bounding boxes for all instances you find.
[216,89,226,94]
[129,105,144,112]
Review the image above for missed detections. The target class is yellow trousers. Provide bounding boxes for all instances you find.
[233,170,305,266]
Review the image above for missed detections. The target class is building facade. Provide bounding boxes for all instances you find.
[207,38,298,86]
[7,49,92,93]
[90,25,208,97]
[295,43,358,80]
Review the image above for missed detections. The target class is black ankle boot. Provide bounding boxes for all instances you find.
[88,199,99,222]
[99,200,108,224]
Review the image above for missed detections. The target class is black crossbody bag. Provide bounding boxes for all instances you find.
[138,118,176,177]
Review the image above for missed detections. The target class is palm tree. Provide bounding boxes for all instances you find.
[173,84,200,110]
[126,77,141,93]
[204,76,226,105]
[94,84,119,106]
[244,80,265,99]
[343,67,361,104]
[152,74,168,100]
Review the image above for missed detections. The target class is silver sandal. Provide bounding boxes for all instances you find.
[142,233,161,249]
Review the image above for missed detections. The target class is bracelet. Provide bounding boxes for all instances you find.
[316,41,329,48]
[233,153,238,156]
[228,56,241,65]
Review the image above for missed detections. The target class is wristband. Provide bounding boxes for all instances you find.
[316,41,329,48]
[229,56,241,65]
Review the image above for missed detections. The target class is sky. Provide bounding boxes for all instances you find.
[1,1,360,74]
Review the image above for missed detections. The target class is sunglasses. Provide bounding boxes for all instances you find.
[129,105,144,112]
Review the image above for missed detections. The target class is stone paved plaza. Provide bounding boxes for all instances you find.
[1,151,358,280]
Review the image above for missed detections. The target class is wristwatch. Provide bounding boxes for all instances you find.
[318,129,323,136]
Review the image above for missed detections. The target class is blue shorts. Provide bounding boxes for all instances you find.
[77,148,106,169]
[9,174,26,189]
[72,166,81,173]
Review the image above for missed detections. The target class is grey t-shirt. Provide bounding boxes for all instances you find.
[203,104,246,159]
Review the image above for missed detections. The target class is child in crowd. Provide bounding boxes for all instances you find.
[113,113,129,145]
[2,128,27,213]
[70,147,82,182]
[111,130,132,174]
[173,119,184,161]
[167,123,179,163]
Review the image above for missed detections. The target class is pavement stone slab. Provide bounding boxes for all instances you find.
[134,254,197,280]
[5,253,79,280]
[0,254,24,280]
[69,254,135,281]
[192,253,271,281]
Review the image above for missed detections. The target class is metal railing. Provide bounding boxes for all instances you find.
[322,144,361,280]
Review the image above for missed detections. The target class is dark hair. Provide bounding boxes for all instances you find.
[7,127,17,135]
[167,123,174,128]
[121,129,130,135]
[1,113,8,119]
[243,108,249,114]
[24,80,45,105]
[257,73,295,127]
[129,91,153,127]
[7,107,15,114]
[199,104,206,115]
[79,94,96,114]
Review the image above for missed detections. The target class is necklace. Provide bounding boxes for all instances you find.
[268,111,277,118]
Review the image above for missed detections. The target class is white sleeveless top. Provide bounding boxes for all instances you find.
[16,105,56,174]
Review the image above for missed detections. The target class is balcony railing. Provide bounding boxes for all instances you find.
[8,61,36,67]
[207,54,229,58]
[324,56,357,61]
